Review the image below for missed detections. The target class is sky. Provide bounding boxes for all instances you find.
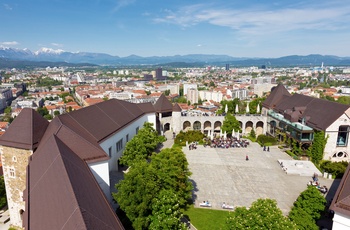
[1,0,350,58]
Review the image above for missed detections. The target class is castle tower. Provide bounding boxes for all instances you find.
[0,109,49,228]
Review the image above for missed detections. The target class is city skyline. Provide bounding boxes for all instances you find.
[1,0,350,58]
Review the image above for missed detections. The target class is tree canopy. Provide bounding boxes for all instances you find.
[221,113,241,135]
[289,186,327,229]
[114,147,193,230]
[119,122,165,166]
[226,199,297,230]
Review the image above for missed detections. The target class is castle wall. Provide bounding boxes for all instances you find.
[0,146,32,229]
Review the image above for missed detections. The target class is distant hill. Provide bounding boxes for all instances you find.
[1,47,350,67]
[0,58,98,69]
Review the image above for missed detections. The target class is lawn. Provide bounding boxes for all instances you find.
[183,205,230,230]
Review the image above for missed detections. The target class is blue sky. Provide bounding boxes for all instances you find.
[1,0,350,57]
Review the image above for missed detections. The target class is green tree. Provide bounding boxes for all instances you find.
[148,190,187,230]
[164,89,171,96]
[337,96,350,105]
[310,131,327,165]
[221,113,241,136]
[114,147,192,230]
[54,110,60,116]
[292,186,326,220]
[226,199,297,230]
[289,207,318,230]
[249,128,256,139]
[0,176,7,209]
[120,122,165,166]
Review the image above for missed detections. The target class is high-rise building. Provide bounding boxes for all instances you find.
[225,64,230,71]
[155,68,166,81]
[187,88,198,104]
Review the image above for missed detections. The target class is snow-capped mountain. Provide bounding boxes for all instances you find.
[34,47,65,55]
[1,46,350,66]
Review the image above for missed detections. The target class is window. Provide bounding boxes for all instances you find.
[9,168,15,178]
[136,127,139,134]
[337,126,349,146]
[116,139,123,152]
[12,156,17,162]
[126,134,129,143]
[108,147,112,157]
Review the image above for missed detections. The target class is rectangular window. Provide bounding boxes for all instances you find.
[126,134,129,143]
[337,126,349,147]
[116,139,123,152]
[9,168,15,178]
[136,127,139,134]
[108,147,112,157]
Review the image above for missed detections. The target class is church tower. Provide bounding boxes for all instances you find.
[0,109,49,228]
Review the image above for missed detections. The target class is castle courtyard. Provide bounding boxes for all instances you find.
[184,141,339,214]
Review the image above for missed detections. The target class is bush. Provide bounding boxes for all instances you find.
[257,134,277,146]
[174,130,205,146]
[320,160,348,178]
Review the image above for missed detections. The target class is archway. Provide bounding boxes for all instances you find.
[183,121,191,131]
[193,121,201,131]
[214,121,222,137]
[245,121,253,134]
[204,121,212,135]
[256,121,264,136]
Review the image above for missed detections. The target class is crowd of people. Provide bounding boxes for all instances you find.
[203,137,250,148]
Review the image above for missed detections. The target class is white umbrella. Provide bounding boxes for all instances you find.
[237,132,240,140]
[235,104,239,113]
[224,131,227,140]
[208,129,211,138]
[225,104,228,114]
[220,129,223,137]
[211,130,214,140]
[246,102,250,114]
[232,129,235,137]
[257,103,260,114]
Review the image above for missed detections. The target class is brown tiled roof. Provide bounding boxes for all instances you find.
[330,163,350,217]
[0,108,49,150]
[137,102,155,114]
[262,84,291,109]
[23,135,124,230]
[38,116,109,163]
[153,94,173,113]
[274,94,350,131]
[173,103,182,112]
[66,99,148,143]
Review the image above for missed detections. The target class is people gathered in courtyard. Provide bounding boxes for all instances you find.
[203,136,249,148]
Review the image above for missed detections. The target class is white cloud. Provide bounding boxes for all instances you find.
[1,41,19,46]
[3,4,12,10]
[113,0,135,12]
[154,2,350,36]
[51,43,63,47]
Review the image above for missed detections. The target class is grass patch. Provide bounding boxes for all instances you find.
[183,205,230,230]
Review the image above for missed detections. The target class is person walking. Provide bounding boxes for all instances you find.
[246,155,249,161]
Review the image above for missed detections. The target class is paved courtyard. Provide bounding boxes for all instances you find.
[184,142,338,214]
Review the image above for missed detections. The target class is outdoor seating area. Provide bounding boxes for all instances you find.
[204,137,250,148]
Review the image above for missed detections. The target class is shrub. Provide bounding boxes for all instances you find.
[320,160,348,178]
[174,130,205,146]
[257,134,277,146]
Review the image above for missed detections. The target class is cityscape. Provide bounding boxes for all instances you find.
[1,0,350,229]
[0,60,349,229]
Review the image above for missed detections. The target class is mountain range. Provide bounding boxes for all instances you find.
[1,47,350,67]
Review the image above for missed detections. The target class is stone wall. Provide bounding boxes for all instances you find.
[0,146,32,229]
